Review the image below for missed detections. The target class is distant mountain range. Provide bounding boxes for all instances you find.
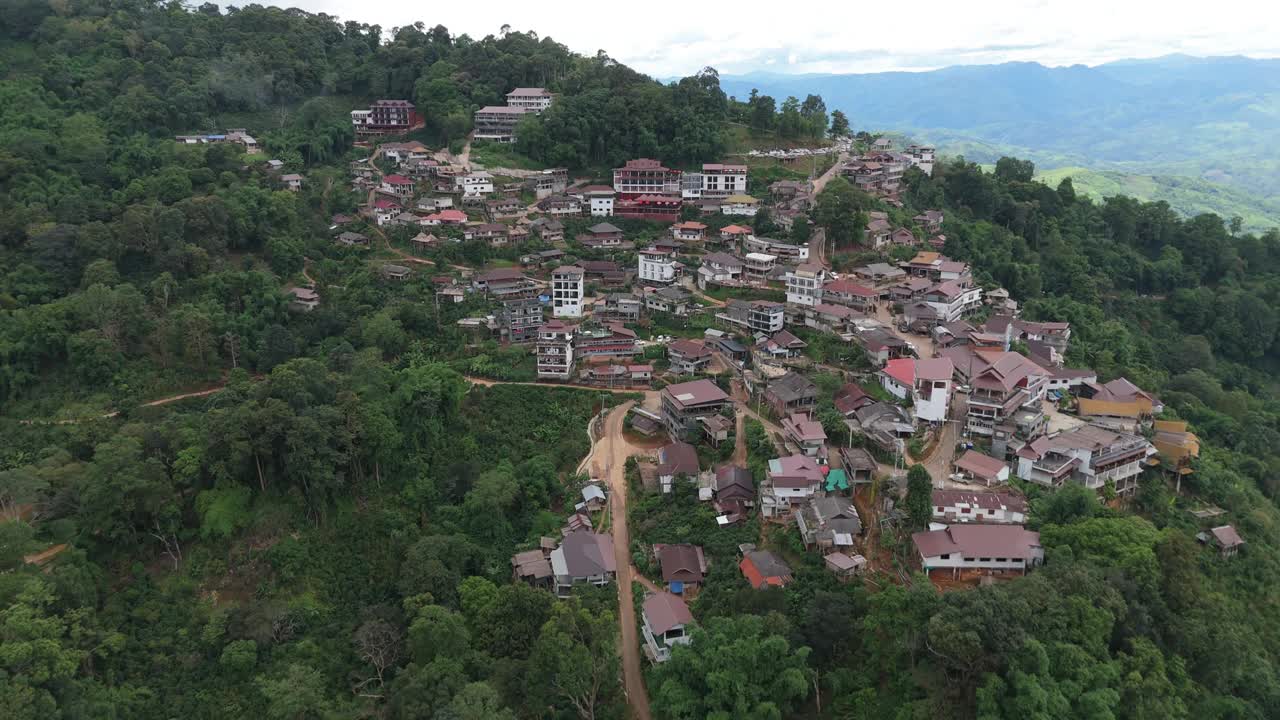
[716,55,1280,228]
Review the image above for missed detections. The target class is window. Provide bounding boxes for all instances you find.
[979,557,991,562]
[936,506,944,512]
[939,554,950,560]
[961,507,971,514]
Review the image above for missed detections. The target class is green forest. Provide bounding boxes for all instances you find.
[3,2,1280,719]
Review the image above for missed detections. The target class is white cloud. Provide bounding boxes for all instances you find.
[279,0,1279,77]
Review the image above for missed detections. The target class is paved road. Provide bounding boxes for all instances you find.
[599,403,653,720]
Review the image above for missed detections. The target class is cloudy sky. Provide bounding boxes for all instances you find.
[281,0,1279,77]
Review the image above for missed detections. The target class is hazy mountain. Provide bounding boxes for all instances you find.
[718,55,1280,223]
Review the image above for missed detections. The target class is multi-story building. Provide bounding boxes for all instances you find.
[613,159,681,197]
[880,357,955,424]
[1014,424,1156,496]
[760,454,826,519]
[697,252,744,289]
[537,320,576,380]
[551,265,584,318]
[922,280,983,324]
[764,372,818,417]
[965,351,1048,442]
[661,379,732,440]
[906,144,936,175]
[455,171,495,197]
[742,252,777,282]
[351,100,416,136]
[505,87,554,112]
[598,292,642,323]
[667,339,713,375]
[717,299,785,334]
[501,296,544,344]
[581,186,616,216]
[574,322,640,360]
[473,106,530,143]
[785,263,825,307]
[532,168,569,198]
[681,163,749,199]
[641,592,693,663]
[743,236,809,261]
[638,247,679,285]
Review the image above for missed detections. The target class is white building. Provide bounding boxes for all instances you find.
[924,280,983,324]
[638,247,678,284]
[585,187,615,216]
[551,265,585,318]
[455,172,494,197]
[880,357,955,424]
[785,263,825,308]
[1014,424,1156,496]
[683,163,749,199]
[505,87,554,112]
[721,194,761,217]
[536,320,576,381]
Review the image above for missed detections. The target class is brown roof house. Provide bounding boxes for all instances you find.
[661,379,731,441]
[511,546,554,588]
[764,372,818,416]
[913,524,1043,578]
[952,450,1010,487]
[1202,525,1245,558]
[654,543,708,593]
[550,530,617,597]
[713,465,756,519]
[657,441,702,494]
[642,592,694,663]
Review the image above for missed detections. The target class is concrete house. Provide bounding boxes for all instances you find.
[880,357,955,424]
[1014,424,1155,496]
[661,379,732,441]
[667,339,713,375]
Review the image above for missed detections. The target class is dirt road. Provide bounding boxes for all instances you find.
[17,384,229,425]
[810,150,849,196]
[599,402,653,720]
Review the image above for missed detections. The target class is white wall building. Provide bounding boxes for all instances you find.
[638,248,678,284]
[455,172,494,197]
[785,263,825,308]
[880,357,955,424]
[551,265,585,318]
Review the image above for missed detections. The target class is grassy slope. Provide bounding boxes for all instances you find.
[1034,166,1280,231]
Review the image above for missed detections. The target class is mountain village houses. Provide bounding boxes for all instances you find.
[311,114,1227,616]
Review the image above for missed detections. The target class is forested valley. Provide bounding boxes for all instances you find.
[2,3,1280,720]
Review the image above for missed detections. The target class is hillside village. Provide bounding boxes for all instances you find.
[253,91,1237,670]
[7,6,1280,718]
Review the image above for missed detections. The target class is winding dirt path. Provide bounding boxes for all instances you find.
[17,384,228,425]
[598,402,653,720]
